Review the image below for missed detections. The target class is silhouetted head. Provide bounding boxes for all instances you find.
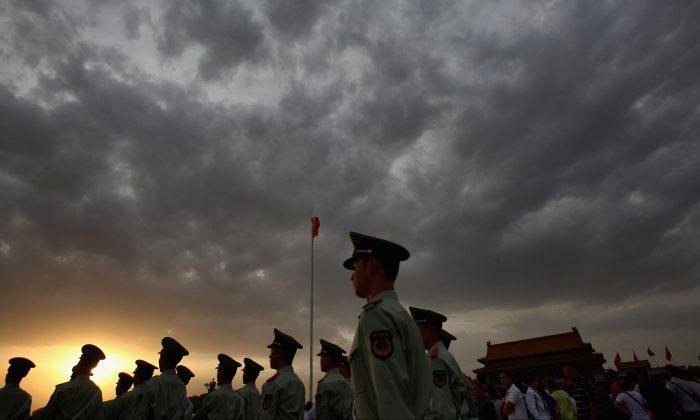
[133,360,157,385]
[158,337,188,371]
[242,357,264,384]
[267,329,302,370]
[216,354,241,385]
[410,306,447,350]
[74,344,106,376]
[6,358,35,385]
[116,372,133,396]
[317,339,346,372]
[176,365,195,385]
[344,232,408,299]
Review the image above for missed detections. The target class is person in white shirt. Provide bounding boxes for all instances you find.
[524,374,551,420]
[500,371,527,420]
[665,364,700,418]
[614,377,650,420]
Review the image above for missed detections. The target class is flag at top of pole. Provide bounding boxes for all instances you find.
[312,216,320,238]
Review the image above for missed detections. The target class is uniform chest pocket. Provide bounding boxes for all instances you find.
[349,348,366,394]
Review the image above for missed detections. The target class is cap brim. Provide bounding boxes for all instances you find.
[343,257,355,270]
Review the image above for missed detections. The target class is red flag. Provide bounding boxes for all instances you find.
[311,217,320,238]
[647,347,655,357]
[633,351,639,362]
[665,346,672,362]
[614,352,621,365]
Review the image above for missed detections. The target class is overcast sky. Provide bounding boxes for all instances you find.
[1,0,700,408]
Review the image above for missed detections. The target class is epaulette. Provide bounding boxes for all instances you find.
[429,348,439,359]
[266,373,279,383]
[318,376,326,383]
[362,299,382,310]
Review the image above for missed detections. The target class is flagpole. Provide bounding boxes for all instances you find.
[309,228,314,403]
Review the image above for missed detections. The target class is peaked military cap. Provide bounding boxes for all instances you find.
[217,353,242,370]
[160,337,189,357]
[316,339,347,357]
[81,344,106,361]
[439,329,457,349]
[118,372,134,383]
[243,357,265,373]
[267,328,303,350]
[409,306,447,328]
[343,232,410,270]
[134,359,157,375]
[8,357,35,371]
[176,365,195,379]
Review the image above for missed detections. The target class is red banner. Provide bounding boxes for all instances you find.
[311,217,320,238]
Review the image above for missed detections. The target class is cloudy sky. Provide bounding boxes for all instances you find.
[1,0,699,408]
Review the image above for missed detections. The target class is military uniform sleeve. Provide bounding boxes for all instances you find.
[194,391,220,420]
[314,381,332,420]
[446,358,466,415]
[361,308,414,419]
[275,380,304,420]
[39,386,64,420]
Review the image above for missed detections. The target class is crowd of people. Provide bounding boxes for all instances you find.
[1,231,699,419]
[471,364,700,420]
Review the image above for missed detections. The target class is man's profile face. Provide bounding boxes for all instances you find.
[351,257,371,298]
[417,323,432,348]
[320,354,332,372]
[269,346,284,370]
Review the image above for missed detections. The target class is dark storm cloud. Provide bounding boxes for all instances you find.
[1,0,700,366]
[156,0,266,80]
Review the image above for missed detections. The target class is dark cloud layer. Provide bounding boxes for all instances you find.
[1,0,700,370]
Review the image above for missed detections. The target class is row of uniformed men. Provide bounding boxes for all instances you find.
[0,231,474,419]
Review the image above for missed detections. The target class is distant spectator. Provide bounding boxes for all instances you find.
[666,364,700,419]
[563,366,598,420]
[544,377,576,420]
[476,383,498,420]
[614,376,651,420]
[606,369,622,400]
[494,386,506,420]
[500,371,527,420]
[524,374,551,420]
[636,367,678,419]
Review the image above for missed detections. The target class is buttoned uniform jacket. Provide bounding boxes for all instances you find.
[40,374,102,420]
[425,341,467,420]
[103,383,146,420]
[236,382,260,420]
[0,383,32,420]
[127,370,187,420]
[194,383,244,420]
[350,290,431,419]
[314,368,353,420]
[260,366,305,420]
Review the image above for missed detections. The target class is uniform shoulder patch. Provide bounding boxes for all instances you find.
[433,370,447,388]
[429,348,439,358]
[262,394,273,410]
[370,330,393,360]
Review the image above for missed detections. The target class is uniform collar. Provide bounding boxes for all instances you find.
[371,290,397,303]
[218,383,233,390]
[161,369,176,375]
[277,366,294,374]
[429,341,444,352]
[3,383,19,389]
[74,374,91,382]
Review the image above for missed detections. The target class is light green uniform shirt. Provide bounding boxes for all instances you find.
[103,383,144,420]
[350,290,431,419]
[0,383,32,420]
[236,383,260,420]
[314,368,352,420]
[260,366,305,420]
[40,375,103,420]
[425,341,467,420]
[127,370,187,420]
[194,384,244,420]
